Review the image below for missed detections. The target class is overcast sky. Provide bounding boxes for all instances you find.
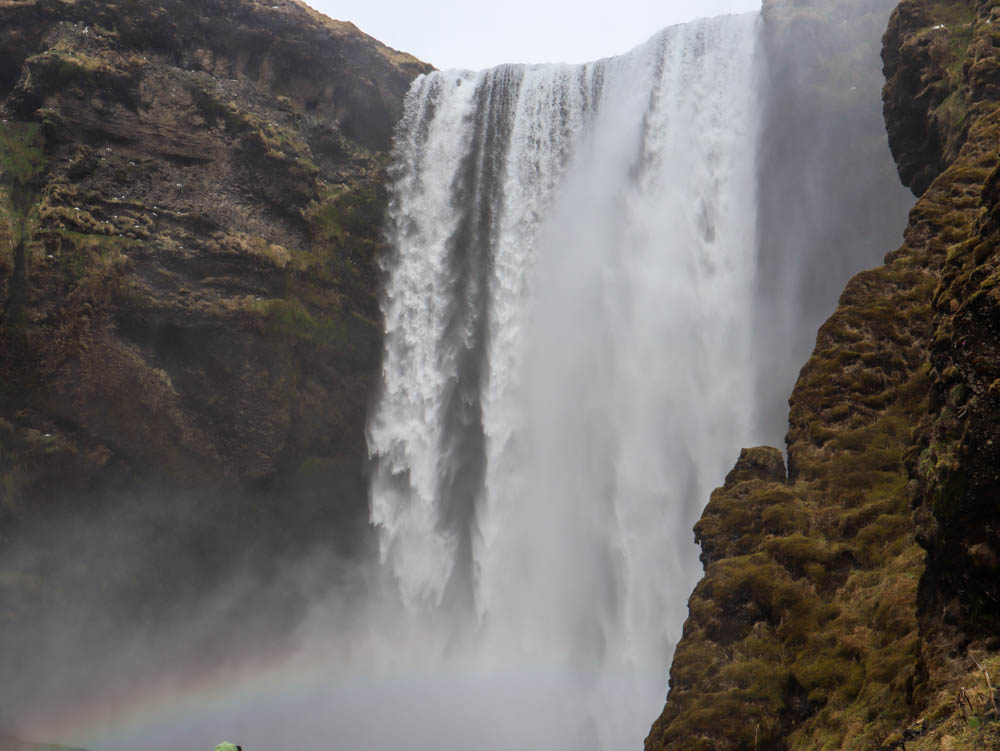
[305,0,762,71]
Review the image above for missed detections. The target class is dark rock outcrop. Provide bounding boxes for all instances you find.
[886,1,1000,747]
[0,0,430,692]
[886,0,1000,644]
[0,0,428,534]
[882,0,986,197]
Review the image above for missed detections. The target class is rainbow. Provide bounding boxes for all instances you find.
[19,637,664,751]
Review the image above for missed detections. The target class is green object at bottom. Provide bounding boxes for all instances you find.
[214,743,240,751]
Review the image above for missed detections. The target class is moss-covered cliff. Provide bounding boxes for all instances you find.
[0,0,430,680]
[647,0,1000,749]
[0,0,428,536]
[887,0,1000,747]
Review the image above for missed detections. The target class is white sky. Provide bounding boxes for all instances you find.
[304,0,762,71]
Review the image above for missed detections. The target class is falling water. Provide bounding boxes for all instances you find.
[367,12,761,750]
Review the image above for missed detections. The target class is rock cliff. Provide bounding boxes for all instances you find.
[0,0,428,545]
[0,0,429,681]
[646,0,1000,749]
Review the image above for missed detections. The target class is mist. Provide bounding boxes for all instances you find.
[751,0,912,444]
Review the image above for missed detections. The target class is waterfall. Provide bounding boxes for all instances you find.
[367,12,760,750]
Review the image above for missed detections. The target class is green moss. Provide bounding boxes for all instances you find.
[35,182,153,241]
[25,45,135,96]
[198,94,320,181]
[0,121,46,187]
[719,658,790,709]
[762,501,810,535]
[261,298,347,351]
[0,419,78,514]
[0,120,47,238]
[39,228,132,282]
[668,632,726,689]
[291,180,387,323]
[306,181,386,253]
[792,654,865,705]
[921,0,976,29]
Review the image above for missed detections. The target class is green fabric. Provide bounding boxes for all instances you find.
[214,743,239,751]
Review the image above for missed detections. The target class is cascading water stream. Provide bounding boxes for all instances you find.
[368,12,761,750]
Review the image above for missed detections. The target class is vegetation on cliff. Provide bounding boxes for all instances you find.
[0,0,429,691]
[647,0,1000,749]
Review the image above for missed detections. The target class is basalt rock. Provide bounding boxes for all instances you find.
[0,0,428,523]
[0,0,429,665]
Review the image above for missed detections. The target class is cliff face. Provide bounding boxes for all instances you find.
[886,0,1000,746]
[0,0,430,685]
[886,0,1000,643]
[647,0,1000,749]
[0,0,429,542]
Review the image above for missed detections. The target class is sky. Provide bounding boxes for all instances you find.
[304,0,763,71]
